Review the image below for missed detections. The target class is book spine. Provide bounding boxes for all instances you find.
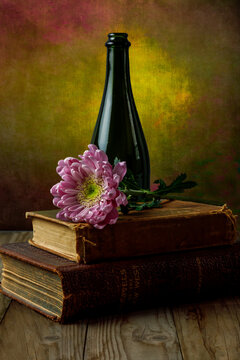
[59,245,240,323]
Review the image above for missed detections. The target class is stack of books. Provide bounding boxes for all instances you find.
[0,200,239,323]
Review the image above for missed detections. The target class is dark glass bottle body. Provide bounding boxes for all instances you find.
[91,33,150,189]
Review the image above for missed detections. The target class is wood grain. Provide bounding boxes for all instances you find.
[0,301,88,360]
[1,231,240,359]
[84,307,183,360]
[173,297,240,360]
[0,231,32,275]
[1,296,240,359]
[0,231,32,246]
[0,294,11,324]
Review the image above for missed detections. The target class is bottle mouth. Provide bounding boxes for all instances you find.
[105,33,131,47]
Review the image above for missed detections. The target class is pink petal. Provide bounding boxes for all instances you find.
[81,164,94,176]
[53,197,61,206]
[94,167,102,177]
[63,188,79,195]
[71,169,83,182]
[60,181,71,189]
[56,210,69,221]
[85,210,94,220]
[67,204,84,212]
[93,223,106,230]
[50,183,60,196]
[95,149,108,162]
[113,161,127,182]
[94,207,119,229]
[56,199,65,207]
[107,188,116,200]
[83,157,97,170]
[115,191,128,207]
[112,174,120,187]
[78,164,89,177]
[100,201,113,214]
[103,164,113,177]
[78,207,91,219]
[70,208,86,218]
[81,144,98,158]
[62,175,77,185]
[88,144,98,153]
[57,159,65,167]
[70,163,82,173]
[56,160,66,175]
[89,156,99,167]
[64,157,79,166]
[51,144,125,229]
[58,166,72,177]
[62,196,78,205]
[101,189,116,201]
[105,207,119,224]
[103,177,115,189]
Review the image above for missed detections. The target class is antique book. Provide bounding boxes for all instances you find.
[1,242,240,323]
[26,200,237,264]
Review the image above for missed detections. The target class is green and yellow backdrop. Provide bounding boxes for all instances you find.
[1,0,240,229]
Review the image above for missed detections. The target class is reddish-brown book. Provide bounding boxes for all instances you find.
[26,200,237,263]
[1,242,240,323]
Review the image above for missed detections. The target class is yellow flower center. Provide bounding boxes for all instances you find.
[77,177,103,207]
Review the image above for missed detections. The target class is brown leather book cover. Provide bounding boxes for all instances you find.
[1,242,240,323]
[26,200,238,264]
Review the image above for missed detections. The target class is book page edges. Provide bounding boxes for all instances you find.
[0,285,61,322]
[28,216,88,263]
[26,203,238,264]
[28,239,79,262]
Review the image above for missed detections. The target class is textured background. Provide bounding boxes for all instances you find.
[1,0,240,229]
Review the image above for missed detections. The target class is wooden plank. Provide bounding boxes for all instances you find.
[0,231,32,247]
[0,294,11,323]
[0,301,88,360]
[0,231,32,274]
[173,297,240,360]
[84,307,183,360]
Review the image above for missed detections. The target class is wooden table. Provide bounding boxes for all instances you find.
[0,232,240,360]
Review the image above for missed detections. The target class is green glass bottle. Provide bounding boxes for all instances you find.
[91,33,150,189]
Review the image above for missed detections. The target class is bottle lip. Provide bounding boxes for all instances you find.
[105,33,131,47]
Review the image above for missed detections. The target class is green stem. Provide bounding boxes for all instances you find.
[121,188,153,198]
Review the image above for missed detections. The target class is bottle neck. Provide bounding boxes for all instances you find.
[105,46,131,89]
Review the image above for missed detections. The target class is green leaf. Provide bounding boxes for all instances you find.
[132,199,162,211]
[154,179,166,189]
[119,171,197,215]
[113,157,121,166]
[171,173,187,186]
[120,168,141,190]
[152,174,197,197]
[135,203,147,211]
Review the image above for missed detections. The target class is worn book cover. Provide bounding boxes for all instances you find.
[1,242,240,323]
[26,200,237,264]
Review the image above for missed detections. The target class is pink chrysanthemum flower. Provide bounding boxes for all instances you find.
[50,144,128,229]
